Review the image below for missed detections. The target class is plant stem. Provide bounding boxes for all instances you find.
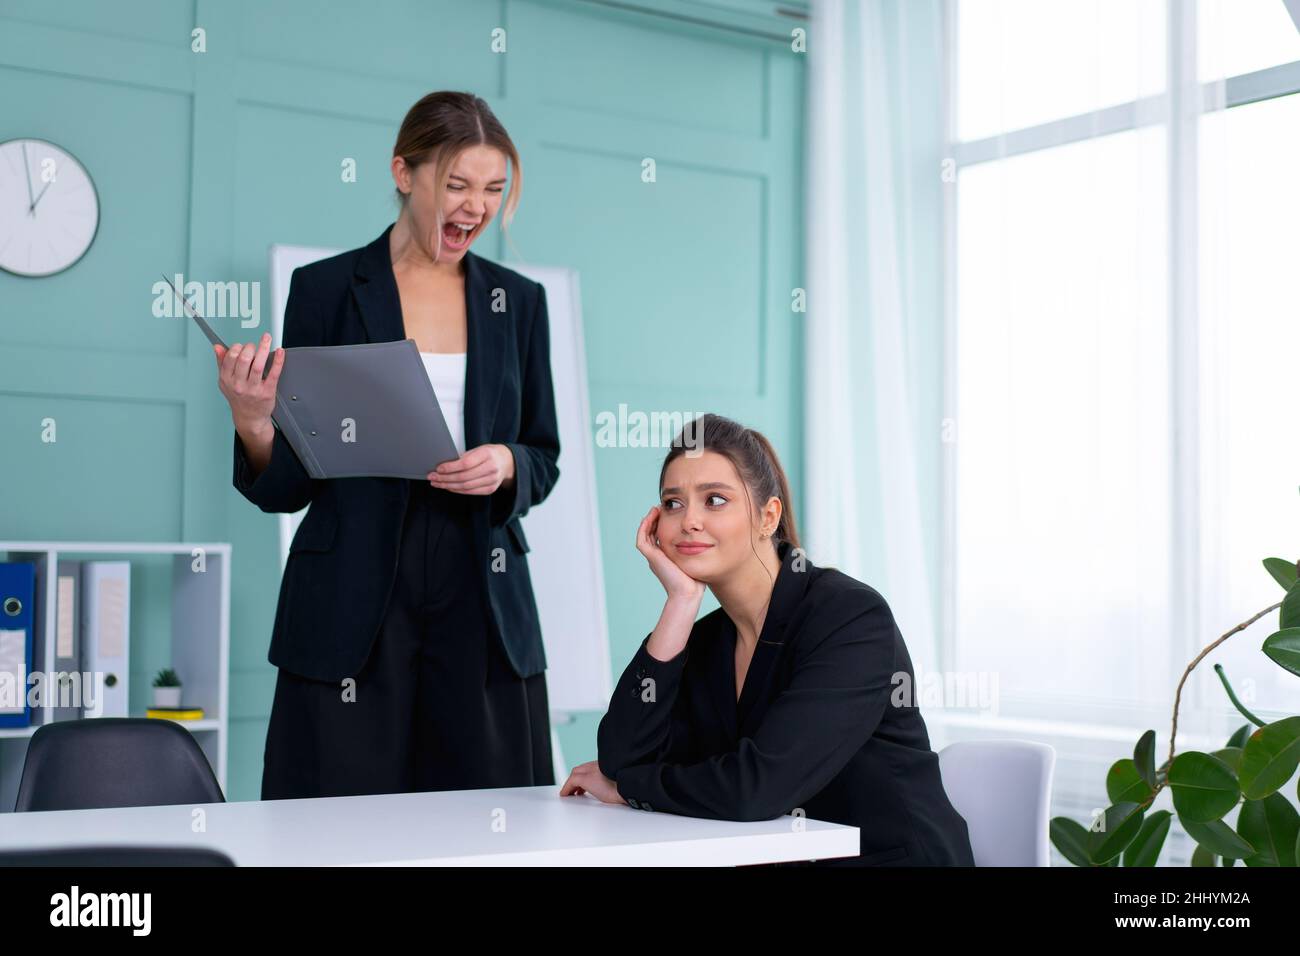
[1213,663,1266,728]
[1144,600,1283,808]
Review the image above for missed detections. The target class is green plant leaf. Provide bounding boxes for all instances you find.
[1168,751,1241,821]
[1123,810,1171,866]
[1107,758,1155,804]
[1238,716,1300,799]
[1282,581,1300,630]
[1227,723,1253,749]
[1222,854,1236,866]
[1134,730,1157,788]
[1190,844,1217,866]
[1210,746,1244,774]
[1049,817,1094,867]
[1262,628,1300,678]
[1181,818,1255,859]
[1263,557,1299,591]
[1237,793,1300,867]
[1088,802,1146,864]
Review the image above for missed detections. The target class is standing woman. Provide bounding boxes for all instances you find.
[216,91,560,799]
[561,414,974,866]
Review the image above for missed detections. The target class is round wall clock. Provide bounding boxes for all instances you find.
[0,137,100,277]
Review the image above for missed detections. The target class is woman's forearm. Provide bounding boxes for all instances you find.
[236,419,276,479]
[597,603,698,779]
[646,592,703,662]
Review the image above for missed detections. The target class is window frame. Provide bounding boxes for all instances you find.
[940,0,1300,727]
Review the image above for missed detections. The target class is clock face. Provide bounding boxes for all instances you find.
[0,138,100,277]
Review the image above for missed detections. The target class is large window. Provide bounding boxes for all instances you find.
[1197,88,1300,713]
[950,0,1300,725]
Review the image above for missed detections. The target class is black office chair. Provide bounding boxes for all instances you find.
[14,717,225,811]
[0,846,235,866]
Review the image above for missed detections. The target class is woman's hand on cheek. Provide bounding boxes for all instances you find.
[426,444,515,494]
[637,506,706,602]
[558,761,623,805]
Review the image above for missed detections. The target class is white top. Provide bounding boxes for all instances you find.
[0,785,859,865]
[420,351,467,456]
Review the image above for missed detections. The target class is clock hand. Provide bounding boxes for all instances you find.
[28,178,52,215]
[21,142,36,216]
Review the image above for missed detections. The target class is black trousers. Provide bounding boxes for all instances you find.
[262,478,555,800]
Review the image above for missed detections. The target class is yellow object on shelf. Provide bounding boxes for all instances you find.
[145,707,205,721]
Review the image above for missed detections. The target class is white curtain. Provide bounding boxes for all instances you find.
[804,0,945,670]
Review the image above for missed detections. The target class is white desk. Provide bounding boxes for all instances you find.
[0,785,859,865]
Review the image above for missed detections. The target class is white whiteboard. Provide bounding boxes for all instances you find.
[268,243,611,715]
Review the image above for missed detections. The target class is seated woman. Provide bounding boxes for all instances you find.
[560,413,975,866]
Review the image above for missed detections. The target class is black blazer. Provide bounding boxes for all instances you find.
[232,223,560,682]
[597,540,975,866]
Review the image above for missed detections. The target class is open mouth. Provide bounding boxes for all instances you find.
[441,221,476,249]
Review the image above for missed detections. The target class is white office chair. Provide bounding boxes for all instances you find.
[937,739,1056,866]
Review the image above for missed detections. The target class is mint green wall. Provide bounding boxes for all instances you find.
[0,0,806,800]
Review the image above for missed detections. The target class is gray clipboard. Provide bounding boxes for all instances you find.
[163,273,460,479]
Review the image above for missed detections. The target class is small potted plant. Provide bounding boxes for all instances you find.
[152,668,182,708]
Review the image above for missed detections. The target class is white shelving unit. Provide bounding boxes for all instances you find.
[0,541,230,812]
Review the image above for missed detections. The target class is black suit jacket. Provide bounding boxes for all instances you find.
[232,223,560,681]
[597,540,975,866]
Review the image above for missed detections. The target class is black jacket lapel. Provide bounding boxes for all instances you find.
[351,223,405,345]
[733,540,815,736]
